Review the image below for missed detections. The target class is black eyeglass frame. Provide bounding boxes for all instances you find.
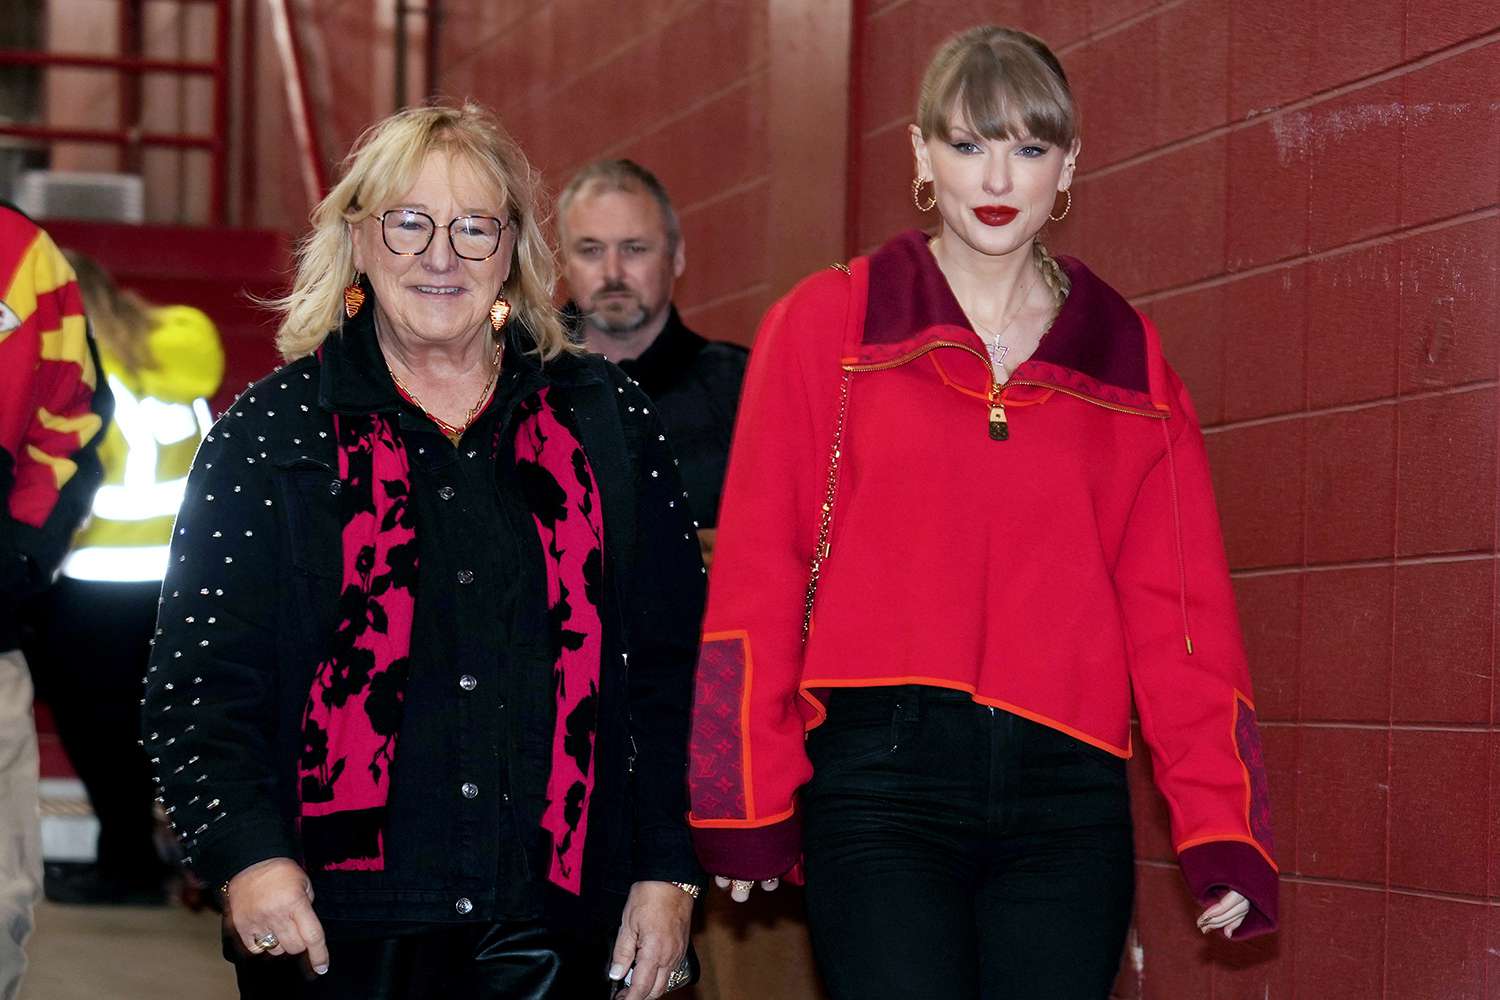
[376,209,509,261]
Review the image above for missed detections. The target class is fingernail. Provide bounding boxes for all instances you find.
[608,964,626,981]
[314,964,329,975]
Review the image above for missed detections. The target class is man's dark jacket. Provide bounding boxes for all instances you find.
[141,317,706,927]
[612,308,748,529]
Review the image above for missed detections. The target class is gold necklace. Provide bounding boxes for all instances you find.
[386,338,504,446]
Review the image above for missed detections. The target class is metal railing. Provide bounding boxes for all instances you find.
[0,0,232,223]
[0,0,446,225]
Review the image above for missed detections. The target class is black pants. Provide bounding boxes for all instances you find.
[233,919,615,999]
[26,577,165,879]
[802,686,1135,1000]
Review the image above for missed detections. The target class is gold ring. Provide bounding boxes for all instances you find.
[254,931,280,952]
[730,879,753,894]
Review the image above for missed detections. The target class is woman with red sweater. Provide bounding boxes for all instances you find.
[687,25,1277,999]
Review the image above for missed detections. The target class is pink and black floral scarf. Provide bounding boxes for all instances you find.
[297,388,604,894]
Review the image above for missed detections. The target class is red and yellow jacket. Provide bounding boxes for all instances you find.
[688,230,1278,936]
[0,202,111,646]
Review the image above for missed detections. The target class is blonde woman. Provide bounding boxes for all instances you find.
[142,102,705,999]
[688,27,1277,999]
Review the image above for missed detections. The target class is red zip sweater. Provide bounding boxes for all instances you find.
[688,230,1278,937]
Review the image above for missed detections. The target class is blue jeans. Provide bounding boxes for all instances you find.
[802,685,1134,1000]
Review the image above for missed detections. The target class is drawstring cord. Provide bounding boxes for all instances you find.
[1161,419,1195,655]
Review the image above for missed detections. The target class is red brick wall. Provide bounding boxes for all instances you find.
[428,2,1498,997]
[437,1,773,345]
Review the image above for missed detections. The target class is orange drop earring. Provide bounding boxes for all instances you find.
[490,295,512,331]
[343,272,366,318]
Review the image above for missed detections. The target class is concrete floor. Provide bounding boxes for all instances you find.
[20,900,236,1000]
[17,892,827,1000]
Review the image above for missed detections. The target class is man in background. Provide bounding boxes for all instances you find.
[0,201,111,998]
[560,161,830,1000]
[558,159,747,563]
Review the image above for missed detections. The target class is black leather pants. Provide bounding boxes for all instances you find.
[233,919,613,999]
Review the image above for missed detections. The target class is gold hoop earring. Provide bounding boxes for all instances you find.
[343,272,366,318]
[1049,189,1072,223]
[490,294,512,331]
[912,177,936,213]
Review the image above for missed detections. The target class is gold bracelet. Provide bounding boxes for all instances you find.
[670,880,702,899]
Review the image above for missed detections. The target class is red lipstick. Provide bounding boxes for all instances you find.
[973,205,1019,227]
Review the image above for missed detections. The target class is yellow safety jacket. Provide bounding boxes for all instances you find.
[63,304,224,582]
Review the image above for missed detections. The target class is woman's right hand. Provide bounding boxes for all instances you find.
[225,857,329,975]
[712,875,782,903]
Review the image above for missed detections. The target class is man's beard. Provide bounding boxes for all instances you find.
[584,286,652,336]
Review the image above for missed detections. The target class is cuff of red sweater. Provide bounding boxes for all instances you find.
[690,813,801,882]
[1179,840,1280,939]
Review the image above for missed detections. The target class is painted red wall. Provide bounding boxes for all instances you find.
[1047,4,1496,996]
[439,3,1491,997]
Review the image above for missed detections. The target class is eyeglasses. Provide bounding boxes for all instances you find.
[377,209,507,261]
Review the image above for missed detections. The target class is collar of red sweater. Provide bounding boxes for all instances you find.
[840,230,1171,417]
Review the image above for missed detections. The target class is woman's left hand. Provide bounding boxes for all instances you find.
[608,880,694,999]
[1196,890,1250,939]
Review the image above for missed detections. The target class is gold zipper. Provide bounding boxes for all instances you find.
[1005,379,1168,420]
[841,340,963,373]
[845,340,1007,440]
[843,341,1167,439]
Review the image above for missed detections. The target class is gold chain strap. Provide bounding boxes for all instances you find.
[802,368,853,643]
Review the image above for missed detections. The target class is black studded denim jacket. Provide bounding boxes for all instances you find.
[141,314,707,928]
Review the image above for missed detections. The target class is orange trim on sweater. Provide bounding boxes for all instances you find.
[686,805,797,830]
[1175,833,1279,873]
[928,351,989,400]
[926,353,1056,408]
[797,675,1133,758]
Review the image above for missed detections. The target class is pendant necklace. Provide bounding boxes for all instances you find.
[971,264,1038,385]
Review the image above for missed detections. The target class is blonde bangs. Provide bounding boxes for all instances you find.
[917,26,1077,148]
[271,101,575,363]
[342,117,508,222]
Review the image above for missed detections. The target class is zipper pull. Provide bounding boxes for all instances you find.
[988,388,1009,442]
